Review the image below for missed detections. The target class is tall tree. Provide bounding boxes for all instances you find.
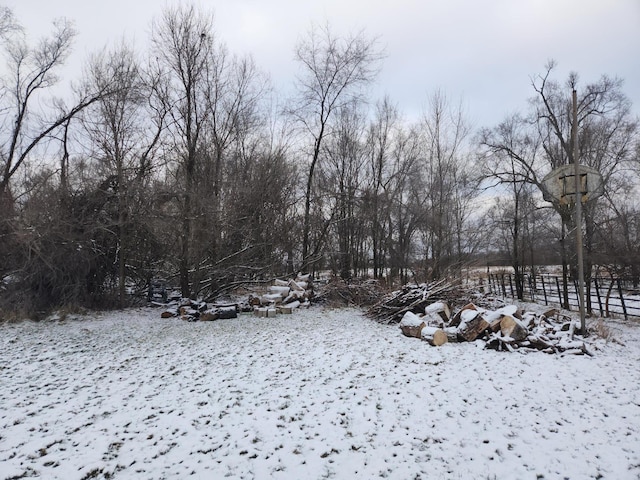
[0,7,118,310]
[420,90,471,280]
[323,103,368,278]
[385,124,423,284]
[150,4,215,298]
[80,42,166,306]
[196,53,268,287]
[364,97,398,279]
[292,23,382,273]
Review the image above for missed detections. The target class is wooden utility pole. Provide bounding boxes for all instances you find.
[572,89,586,334]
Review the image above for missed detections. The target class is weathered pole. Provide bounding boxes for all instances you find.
[572,89,586,334]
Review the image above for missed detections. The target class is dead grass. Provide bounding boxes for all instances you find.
[0,306,32,323]
[589,318,614,343]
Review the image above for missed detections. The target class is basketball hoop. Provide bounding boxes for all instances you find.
[542,164,604,205]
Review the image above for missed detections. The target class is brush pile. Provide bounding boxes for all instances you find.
[313,277,386,307]
[366,281,464,324]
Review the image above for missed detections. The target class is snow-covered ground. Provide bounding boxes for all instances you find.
[1,306,639,479]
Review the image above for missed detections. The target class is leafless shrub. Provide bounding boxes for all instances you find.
[314,277,388,308]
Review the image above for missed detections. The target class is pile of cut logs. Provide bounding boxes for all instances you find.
[160,299,240,321]
[158,274,312,321]
[250,274,312,317]
[399,302,595,355]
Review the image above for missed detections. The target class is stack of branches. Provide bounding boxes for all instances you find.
[314,277,386,307]
[367,280,460,324]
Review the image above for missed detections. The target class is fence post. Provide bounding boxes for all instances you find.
[573,279,581,312]
[508,274,514,297]
[594,276,604,317]
[617,278,628,321]
[501,274,507,297]
[555,277,565,310]
[528,275,535,302]
[541,275,548,305]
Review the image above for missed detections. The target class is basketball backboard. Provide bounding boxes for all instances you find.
[542,164,604,205]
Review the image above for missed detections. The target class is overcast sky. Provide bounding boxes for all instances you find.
[10,0,640,128]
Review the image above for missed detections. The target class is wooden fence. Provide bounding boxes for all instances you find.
[485,273,640,320]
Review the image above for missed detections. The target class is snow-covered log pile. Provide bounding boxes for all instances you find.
[160,298,239,322]
[159,274,312,320]
[398,301,596,355]
[249,274,312,314]
[366,281,464,324]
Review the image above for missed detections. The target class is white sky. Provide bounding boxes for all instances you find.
[9,0,640,128]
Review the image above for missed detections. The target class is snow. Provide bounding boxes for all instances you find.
[399,311,424,327]
[2,306,640,479]
[424,302,446,315]
[483,305,520,324]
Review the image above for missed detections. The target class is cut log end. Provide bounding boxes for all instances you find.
[500,315,528,342]
[421,326,448,346]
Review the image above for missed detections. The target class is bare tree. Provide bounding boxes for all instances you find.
[479,61,638,309]
[292,22,383,272]
[479,113,543,299]
[78,41,167,306]
[364,97,398,279]
[196,53,269,287]
[150,4,215,298]
[0,11,109,199]
[0,5,19,38]
[420,90,472,280]
[383,123,424,284]
[323,103,368,278]
[150,4,274,298]
[0,7,126,313]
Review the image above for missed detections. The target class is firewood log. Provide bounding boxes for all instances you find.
[500,315,528,342]
[285,300,301,309]
[488,315,503,333]
[444,327,459,343]
[457,310,490,341]
[399,311,426,338]
[420,326,448,346]
[288,279,305,292]
[422,311,445,327]
[269,285,291,296]
[450,303,478,327]
[425,301,451,323]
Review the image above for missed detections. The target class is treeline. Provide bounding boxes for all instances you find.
[0,5,638,315]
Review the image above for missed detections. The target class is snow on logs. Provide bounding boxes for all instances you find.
[255,274,312,315]
[398,300,594,355]
[159,274,312,321]
[160,299,238,322]
[399,308,448,346]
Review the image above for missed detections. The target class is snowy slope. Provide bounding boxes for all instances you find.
[1,307,639,479]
